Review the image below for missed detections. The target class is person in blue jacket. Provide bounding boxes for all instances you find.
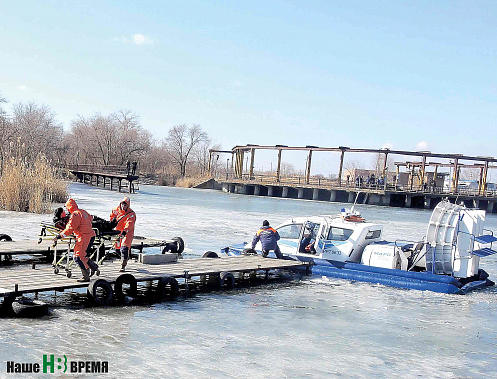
[252,220,283,258]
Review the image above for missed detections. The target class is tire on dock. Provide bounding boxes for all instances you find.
[219,272,235,289]
[172,237,185,254]
[0,234,12,242]
[12,299,49,318]
[202,251,219,258]
[242,248,257,256]
[114,274,137,303]
[87,279,114,306]
[161,237,185,255]
[156,277,179,300]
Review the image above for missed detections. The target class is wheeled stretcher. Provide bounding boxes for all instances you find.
[38,222,123,278]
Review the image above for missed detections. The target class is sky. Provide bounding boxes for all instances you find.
[1,0,496,175]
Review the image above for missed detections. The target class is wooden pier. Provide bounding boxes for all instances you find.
[0,256,308,309]
[67,164,139,193]
[210,176,497,213]
[204,144,497,213]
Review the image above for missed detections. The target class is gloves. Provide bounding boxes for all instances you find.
[121,230,127,237]
[52,234,62,243]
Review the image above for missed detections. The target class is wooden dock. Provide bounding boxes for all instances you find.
[0,256,308,303]
[67,164,139,193]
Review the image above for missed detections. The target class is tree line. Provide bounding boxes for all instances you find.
[0,92,219,180]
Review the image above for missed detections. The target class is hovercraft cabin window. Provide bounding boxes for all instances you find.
[277,224,303,239]
[327,227,353,241]
[365,230,381,239]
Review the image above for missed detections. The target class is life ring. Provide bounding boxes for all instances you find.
[202,251,219,258]
[114,274,137,302]
[0,234,12,242]
[11,299,49,318]
[344,215,365,222]
[219,272,235,289]
[87,279,114,306]
[156,277,179,300]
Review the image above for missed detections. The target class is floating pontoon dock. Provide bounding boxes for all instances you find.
[0,256,309,308]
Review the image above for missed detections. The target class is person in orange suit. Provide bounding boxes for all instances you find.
[110,196,136,272]
[53,199,99,282]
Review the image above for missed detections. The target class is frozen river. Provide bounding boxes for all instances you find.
[1,183,496,377]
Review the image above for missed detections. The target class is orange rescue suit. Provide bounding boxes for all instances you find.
[59,199,95,269]
[109,197,136,250]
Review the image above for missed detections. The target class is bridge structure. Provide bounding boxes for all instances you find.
[67,164,139,193]
[206,145,497,213]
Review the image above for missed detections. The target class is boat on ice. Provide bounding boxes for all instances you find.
[222,201,496,294]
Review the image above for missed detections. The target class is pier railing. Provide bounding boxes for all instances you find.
[66,164,139,176]
[215,172,497,198]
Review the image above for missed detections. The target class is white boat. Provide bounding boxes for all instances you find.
[223,201,496,294]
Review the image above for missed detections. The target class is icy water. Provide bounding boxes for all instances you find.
[1,183,497,378]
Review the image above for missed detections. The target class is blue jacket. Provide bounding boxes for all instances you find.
[252,226,280,250]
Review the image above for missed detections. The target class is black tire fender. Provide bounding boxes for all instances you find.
[12,299,49,318]
[162,237,185,254]
[0,234,12,242]
[87,279,114,306]
[114,274,137,302]
[219,272,235,289]
[161,242,176,254]
[202,251,219,258]
[156,277,179,300]
[172,237,185,254]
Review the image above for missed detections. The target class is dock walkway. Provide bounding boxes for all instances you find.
[0,256,308,300]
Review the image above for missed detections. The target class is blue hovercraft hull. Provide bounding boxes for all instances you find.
[224,245,494,294]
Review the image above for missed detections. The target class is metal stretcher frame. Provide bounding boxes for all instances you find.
[38,222,123,277]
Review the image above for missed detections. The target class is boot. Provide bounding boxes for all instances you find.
[77,268,91,282]
[88,260,99,277]
[119,260,127,272]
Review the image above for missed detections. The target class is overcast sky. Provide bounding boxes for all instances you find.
[1,1,496,175]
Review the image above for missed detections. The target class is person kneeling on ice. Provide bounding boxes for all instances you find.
[53,199,99,282]
[252,220,283,259]
[110,197,136,272]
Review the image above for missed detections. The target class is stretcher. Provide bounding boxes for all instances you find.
[38,222,123,278]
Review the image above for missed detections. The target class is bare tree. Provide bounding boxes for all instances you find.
[11,102,64,164]
[371,152,394,177]
[343,159,362,181]
[163,124,208,177]
[0,92,6,116]
[0,93,12,174]
[69,113,116,165]
[113,110,153,164]
[280,162,296,176]
[192,139,219,176]
[137,140,166,174]
[68,110,153,166]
